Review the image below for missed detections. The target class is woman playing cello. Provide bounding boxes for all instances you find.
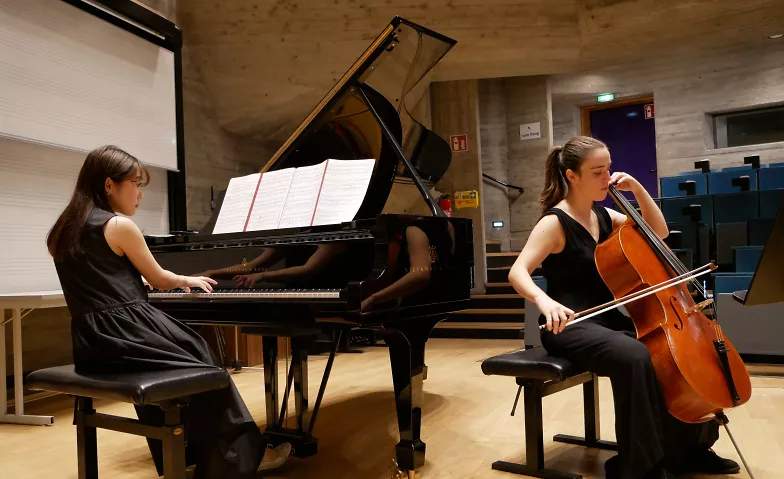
[508,136,741,478]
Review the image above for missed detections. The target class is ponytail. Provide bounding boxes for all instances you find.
[539,136,606,212]
[540,146,566,211]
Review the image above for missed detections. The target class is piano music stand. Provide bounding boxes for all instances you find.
[732,199,784,306]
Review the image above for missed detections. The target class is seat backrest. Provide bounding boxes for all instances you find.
[714,191,760,224]
[759,166,784,191]
[660,173,708,197]
[715,222,748,267]
[709,170,758,194]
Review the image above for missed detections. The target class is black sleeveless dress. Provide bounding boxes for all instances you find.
[54,207,265,479]
[537,204,719,478]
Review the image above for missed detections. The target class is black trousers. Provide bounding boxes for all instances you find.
[541,312,719,478]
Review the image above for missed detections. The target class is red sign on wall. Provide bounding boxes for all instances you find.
[645,104,655,119]
[450,134,468,152]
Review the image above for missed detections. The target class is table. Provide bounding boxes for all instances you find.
[0,290,65,425]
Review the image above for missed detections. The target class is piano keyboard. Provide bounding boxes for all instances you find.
[148,288,342,300]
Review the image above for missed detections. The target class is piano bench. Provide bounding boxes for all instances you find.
[27,364,231,479]
[481,347,617,479]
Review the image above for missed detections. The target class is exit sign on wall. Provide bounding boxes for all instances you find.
[645,104,655,119]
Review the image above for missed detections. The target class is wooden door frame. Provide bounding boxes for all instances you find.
[580,95,654,136]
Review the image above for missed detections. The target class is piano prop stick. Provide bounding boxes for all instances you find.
[146,17,473,479]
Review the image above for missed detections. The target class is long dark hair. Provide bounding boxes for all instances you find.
[47,145,149,261]
[540,136,606,211]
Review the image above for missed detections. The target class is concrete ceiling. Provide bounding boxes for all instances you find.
[177,0,784,147]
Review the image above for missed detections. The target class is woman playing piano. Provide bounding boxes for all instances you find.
[507,136,740,479]
[46,145,291,478]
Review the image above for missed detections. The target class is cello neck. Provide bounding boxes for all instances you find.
[608,185,688,276]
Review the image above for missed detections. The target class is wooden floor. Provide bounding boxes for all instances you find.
[2,339,783,479]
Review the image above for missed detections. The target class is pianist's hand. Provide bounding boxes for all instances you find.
[234,273,262,288]
[182,276,217,293]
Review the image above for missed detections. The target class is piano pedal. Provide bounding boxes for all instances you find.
[389,460,420,479]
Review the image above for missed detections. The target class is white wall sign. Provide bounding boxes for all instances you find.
[520,122,541,141]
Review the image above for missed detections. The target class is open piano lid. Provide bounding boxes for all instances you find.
[258,17,457,222]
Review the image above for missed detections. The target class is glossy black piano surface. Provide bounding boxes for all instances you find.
[147,17,470,475]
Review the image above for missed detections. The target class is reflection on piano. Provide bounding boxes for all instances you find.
[146,17,472,477]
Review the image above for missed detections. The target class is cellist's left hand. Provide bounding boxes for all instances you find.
[610,172,642,193]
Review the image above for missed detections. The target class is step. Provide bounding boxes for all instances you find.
[487,266,511,283]
[485,282,516,294]
[449,308,524,323]
[486,252,520,268]
[486,240,501,253]
[470,294,525,309]
[431,321,524,340]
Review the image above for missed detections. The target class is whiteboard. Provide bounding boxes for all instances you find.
[0,0,178,171]
[0,137,169,295]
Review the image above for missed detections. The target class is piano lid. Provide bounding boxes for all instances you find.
[260,17,457,221]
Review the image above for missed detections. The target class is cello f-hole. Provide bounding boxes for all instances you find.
[669,296,685,330]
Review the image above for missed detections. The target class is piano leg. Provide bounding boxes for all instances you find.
[383,316,443,473]
[260,335,320,458]
[262,336,280,428]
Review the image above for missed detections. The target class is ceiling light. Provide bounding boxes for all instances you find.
[769,33,784,39]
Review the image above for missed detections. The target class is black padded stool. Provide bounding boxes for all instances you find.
[482,347,617,479]
[27,365,231,479]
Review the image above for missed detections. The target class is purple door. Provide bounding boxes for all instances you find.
[589,102,658,208]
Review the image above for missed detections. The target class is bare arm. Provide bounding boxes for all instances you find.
[362,226,432,310]
[507,215,574,333]
[245,244,346,284]
[201,247,283,278]
[104,217,215,292]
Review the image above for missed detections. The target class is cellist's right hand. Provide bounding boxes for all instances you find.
[536,296,575,334]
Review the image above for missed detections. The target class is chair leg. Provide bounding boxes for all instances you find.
[553,376,617,451]
[162,403,186,479]
[492,383,581,479]
[76,397,98,479]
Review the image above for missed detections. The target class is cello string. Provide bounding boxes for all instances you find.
[610,186,707,298]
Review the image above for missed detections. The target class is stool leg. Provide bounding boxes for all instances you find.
[162,404,186,479]
[553,377,617,451]
[76,397,98,479]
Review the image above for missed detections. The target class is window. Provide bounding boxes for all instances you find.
[713,105,784,149]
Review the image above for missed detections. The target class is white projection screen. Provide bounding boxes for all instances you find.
[0,0,178,170]
[0,0,177,294]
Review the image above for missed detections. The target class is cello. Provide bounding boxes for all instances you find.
[542,184,755,476]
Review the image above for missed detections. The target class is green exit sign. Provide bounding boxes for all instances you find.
[597,93,615,102]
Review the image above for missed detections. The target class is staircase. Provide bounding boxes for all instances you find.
[432,241,525,339]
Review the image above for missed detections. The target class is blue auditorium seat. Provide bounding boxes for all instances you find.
[721,165,754,172]
[733,246,764,273]
[759,166,784,190]
[713,192,759,224]
[708,170,758,194]
[748,218,775,246]
[660,196,713,230]
[759,190,784,218]
[712,273,753,295]
[771,162,784,167]
[715,222,747,268]
[660,173,708,197]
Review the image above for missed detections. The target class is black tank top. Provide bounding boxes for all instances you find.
[539,203,625,323]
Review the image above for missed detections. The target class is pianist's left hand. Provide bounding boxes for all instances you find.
[234,272,263,288]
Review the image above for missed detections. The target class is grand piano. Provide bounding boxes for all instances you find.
[146,17,473,477]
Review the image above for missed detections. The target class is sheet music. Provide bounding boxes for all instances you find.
[211,173,261,234]
[312,159,375,226]
[246,169,296,231]
[276,162,328,229]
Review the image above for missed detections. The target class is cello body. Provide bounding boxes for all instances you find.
[595,212,752,424]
